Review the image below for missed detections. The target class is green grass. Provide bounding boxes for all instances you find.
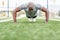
[0,18,60,40]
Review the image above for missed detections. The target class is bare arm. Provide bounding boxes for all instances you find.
[13,7,21,22]
[41,7,49,22]
[35,4,49,22]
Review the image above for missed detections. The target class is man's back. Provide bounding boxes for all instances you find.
[19,2,42,18]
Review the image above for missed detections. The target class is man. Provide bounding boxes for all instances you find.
[13,2,49,23]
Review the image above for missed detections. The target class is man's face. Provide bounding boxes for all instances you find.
[28,2,34,10]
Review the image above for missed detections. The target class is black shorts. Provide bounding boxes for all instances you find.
[27,16,37,18]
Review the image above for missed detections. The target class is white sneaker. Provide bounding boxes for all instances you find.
[28,18,36,22]
[32,18,36,22]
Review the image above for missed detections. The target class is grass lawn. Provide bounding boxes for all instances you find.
[0,18,60,40]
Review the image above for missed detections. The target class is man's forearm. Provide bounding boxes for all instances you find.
[41,7,49,22]
[45,11,49,22]
[13,11,17,22]
[13,7,21,22]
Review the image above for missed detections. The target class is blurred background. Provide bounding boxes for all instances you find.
[0,0,60,20]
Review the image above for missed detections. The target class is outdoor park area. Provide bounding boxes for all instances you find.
[0,0,60,40]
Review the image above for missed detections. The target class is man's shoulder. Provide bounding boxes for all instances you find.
[34,3,42,10]
[19,3,28,10]
[20,3,28,7]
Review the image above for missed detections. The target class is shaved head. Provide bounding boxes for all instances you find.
[28,2,34,11]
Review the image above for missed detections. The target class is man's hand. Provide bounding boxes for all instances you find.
[44,21,48,23]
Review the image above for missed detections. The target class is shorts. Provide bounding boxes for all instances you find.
[27,16,37,18]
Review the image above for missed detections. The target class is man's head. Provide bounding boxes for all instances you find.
[28,2,34,10]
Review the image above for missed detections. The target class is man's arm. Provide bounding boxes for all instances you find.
[35,4,49,22]
[13,3,27,23]
[13,7,20,22]
[41,7,49,22]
